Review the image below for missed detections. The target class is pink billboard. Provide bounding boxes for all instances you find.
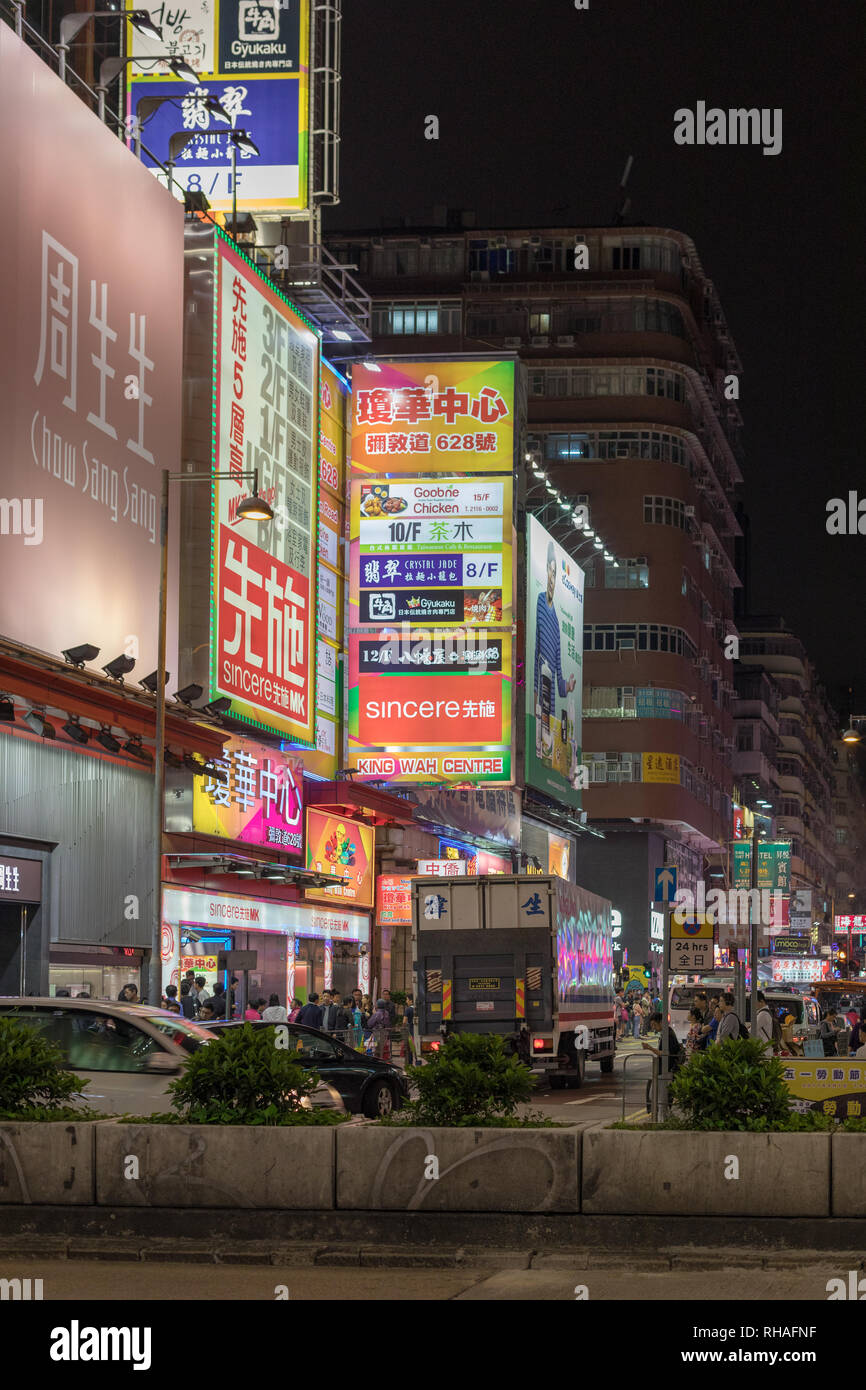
[0,26,183,671]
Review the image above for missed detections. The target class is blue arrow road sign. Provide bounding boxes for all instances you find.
[654,867,677,903]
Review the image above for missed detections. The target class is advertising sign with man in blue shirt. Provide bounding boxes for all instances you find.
[525,515,584,809]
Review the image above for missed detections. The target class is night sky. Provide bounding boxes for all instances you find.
[327,0,866,707]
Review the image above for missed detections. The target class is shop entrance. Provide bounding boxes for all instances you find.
[0,902,39,995]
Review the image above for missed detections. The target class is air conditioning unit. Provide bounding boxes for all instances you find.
[503,337,522,348]
[556,335,575,347]
[530,336,549,347]
[684,505,696,517]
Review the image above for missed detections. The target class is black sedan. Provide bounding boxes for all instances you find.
[208,1020,409,1118]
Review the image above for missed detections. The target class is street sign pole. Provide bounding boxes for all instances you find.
[659,902,670,1118]
[750,819,759,1036]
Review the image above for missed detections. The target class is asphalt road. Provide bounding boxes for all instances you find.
[517,1036,653,1126]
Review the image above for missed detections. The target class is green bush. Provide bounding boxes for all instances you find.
[167,1023,331,1125]
[0,1018,89,1118]
[668,1037,793,1131]
[400,1032,535,1127]
[389,990,408,1008]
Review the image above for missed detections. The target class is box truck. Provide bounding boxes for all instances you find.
[412,874,616,1087]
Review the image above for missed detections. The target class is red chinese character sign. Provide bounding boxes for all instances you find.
[210,233,319,743]
[192,736,303,852]
[351,360,515,475]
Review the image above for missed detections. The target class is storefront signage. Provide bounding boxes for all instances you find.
[375,874,414,925]
[347,475,514,785]
[193,736,303,851]
[642,753,681,784]
[548,833,571,880]
[417,858,467,877]
[210,233,319,744]
[773,935,808,956]
[769,957,829,984]
[0,855,42,902]
[350,359,516,475]
[438,838,511,875]
[732,841,792,890]
[127,0,309,215]
[525,516,584,809]
[305,808,374,907]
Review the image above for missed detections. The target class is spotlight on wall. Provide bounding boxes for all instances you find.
[62,644,100,668]
[203,697,232,717]
[123,736,150,761]
[62,717,90,745]
[173,684,203,706]
[164,749,183,769]
[139,671,170,694]
[24,710,56,739]
[97,726,121,753]
[102,654,135,683]
[182,753,203,773]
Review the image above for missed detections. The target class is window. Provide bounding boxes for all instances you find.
[737,725,754,752]
[612,245,641,270]
[529,312,550,335]
[584,624,695,659]
[291,1029,339,1061]
[372,301,461,336]
[644,495,687,529]
[605,559,649,588]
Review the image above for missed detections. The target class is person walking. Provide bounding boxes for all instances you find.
[715,992,741,1043]
[642,1011,683,1113]
[631,996,643,1040]
[320,993,348,1034]
[287,997,303,1023]
[402,992,416,1063]
[364,999,391,1057]
[261,993,288,1023]
[193,976,211,1015]
[210,981,228,1019]
[684,1007,703,1060]
[163,984,181,1014]
[754,990,774,1053]
[640,990,652,1037]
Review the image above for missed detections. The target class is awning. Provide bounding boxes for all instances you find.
[304,779,415,826]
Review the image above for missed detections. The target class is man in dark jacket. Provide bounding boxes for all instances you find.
[297,992,323,1029]
[320,994,348,1033]
[382,990,397,1027]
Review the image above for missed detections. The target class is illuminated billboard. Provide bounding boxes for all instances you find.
[305,809,374,908]
[347,476,514,785]
[210,232,319,743]
[351,360,515,475]
[193,736,303,852]
[126,0,309,215]
[0,24,183,672]
[524,515,584,809]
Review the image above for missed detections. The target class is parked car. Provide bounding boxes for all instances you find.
[208,1019,409,1117]
[0,998,344,1115]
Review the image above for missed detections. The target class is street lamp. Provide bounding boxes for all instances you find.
[148,468,273,1007]
[228,129,260,240]
[58,8,162,82]
[97,54,199,123]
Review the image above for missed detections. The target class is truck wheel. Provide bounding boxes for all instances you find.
[599,1054,615,1074]
[566,1053,586,1089]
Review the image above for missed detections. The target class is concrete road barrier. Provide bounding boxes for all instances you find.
[582,1129,831,1216]
[0,1122,95,1205]
[96,1124,336,1209]
[830,1133,866,1216]
[336,1125,581,1213]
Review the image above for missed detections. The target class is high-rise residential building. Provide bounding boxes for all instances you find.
[737,618,838,913]
[327,219,744,972]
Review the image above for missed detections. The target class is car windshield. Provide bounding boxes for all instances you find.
[144,1016,211,1055]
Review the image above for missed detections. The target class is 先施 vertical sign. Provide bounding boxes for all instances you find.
[210,232,319,742]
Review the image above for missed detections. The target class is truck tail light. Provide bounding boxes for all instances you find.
[421,1040,442,1054]
[532,1037,552,1052]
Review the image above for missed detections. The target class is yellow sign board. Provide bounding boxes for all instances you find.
[670,912,713,940]
[642,753,680,784]
[468,977,501,991]
[783,1059,866,1120]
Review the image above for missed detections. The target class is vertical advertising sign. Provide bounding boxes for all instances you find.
[524,516,584,809]
[210,233,319,743]
[126,0,309,214]
[347,477,514,784]
[0,25,183,673]
[351,360,516,475]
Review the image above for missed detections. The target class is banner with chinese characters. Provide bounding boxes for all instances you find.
[438,838,511,875]
[731,840,792,890]
[351,359,515,475]
[193,736,303,852]
[126,0,309,214]
[641,753,681,784]
[0,25,182,675]
[376,874,414,925]
[784,1059,866,1121]
[524,516,584,810]
[305,809,374,908]
[210,232,319,743]
[346,476,514,785]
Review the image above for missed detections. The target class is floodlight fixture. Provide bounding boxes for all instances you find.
[0,696,14,723]
[97,726,121,753]
[102,654,135,683]
[173,684,203,706]
[63,717,90,745]
[139,671,170,694]
[230,128,260,158]
[62,643,100,668]
[24,709,56,739]
[203,697,232,717]
[123,736,150,761]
